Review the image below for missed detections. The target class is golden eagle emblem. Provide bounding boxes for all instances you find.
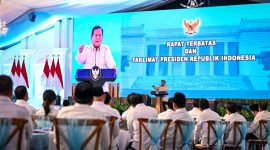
[183,19,200,35]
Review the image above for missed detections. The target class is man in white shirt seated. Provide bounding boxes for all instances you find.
[194,98,221,146]
[15,85,36,115]
[0,75,32,150]
[161,92,194,149]
[126,93,158,149]
[189,99,201,120]
[247,102,270,140]
[223,102,246,144]
[158,98,174,119]
[121,93,136,120]
[56,81,109,150]
[90,87,120,150]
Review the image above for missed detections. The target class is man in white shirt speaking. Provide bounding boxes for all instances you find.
[15,85,36,115]
[76,25,117,92]
[152,80,168,111]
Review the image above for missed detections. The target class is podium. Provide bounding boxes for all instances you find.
[150,91,168,113]
[76,69,116,87]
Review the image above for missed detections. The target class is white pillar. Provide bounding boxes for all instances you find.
[54,21,61,48]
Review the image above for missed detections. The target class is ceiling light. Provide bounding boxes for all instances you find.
[0,19,8,36]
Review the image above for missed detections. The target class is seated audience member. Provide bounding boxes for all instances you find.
[57,81,109,149]
[194,98,221,146]
[62,99,70,107]
[36,90,59,116]
[249,103,259,116]
[121,93,136,120]
[162,92,194,149]
[224,102,246,144]
[223,103,243,121]
[104,91,113,106]
[189,98,201,120]
[158,98,174,119]
[91,87,120,150]
[127,93,158,150]
[91,87,121,118]
[247,102,270,140]
[15,85,36,115]
[0,75,32,149]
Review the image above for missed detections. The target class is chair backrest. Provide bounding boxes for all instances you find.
[205,120,226,148]
[0,118,28,150]
[137,118,172,150]
[54,118,106,150]
[224,121,247,148]
[255,120,270,140]
[106,116,118,150]
[32,115,55,130]
[172,120,195,150]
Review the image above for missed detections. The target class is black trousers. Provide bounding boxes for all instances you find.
[162,101,167,112]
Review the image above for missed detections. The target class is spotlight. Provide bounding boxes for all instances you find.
[29,12,36,22]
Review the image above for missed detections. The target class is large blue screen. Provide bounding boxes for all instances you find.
[72,4,270,98]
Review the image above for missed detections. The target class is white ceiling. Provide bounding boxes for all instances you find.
[0,0,174,48]
[0,0,173,24]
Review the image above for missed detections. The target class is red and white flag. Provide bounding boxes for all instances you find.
[54,58,64,92]
[16,59,21,87]
[50,58,56,78]
[21,59,29,88]
[42,58,51,88]
[10,58,18,88]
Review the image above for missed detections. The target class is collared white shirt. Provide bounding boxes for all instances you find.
[224,113,246,144]
[153,85,168,102]
[91,101,120,150]
[76,44,116,69]
[76,44,117,92]
[161,108,194,149]
[57,103,109,150]
[223,114,229,120]
[15,99,36,115]
[194,108,221,145]
[0,96,32,150]
[127,103,158,149]
[158,109,174,119]
[91,101,120,118]
[36,105,59,117]
[189,107,201,120]
[121,106,134,120]
[249,110,270,138]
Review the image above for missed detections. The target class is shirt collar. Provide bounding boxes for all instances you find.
[202,108,211,112]
[175,108,187,113]
[135,103,145,108]
[16,99,28,104]
[74,103,91,107]
[90,44,101,51]
[92,101,105,106]
[166,109,174,113]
